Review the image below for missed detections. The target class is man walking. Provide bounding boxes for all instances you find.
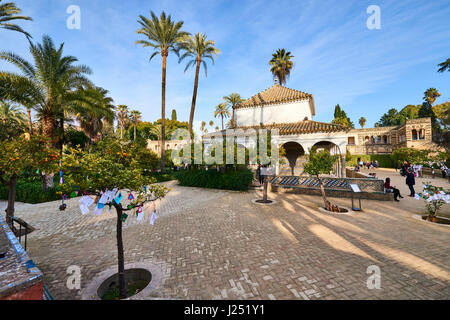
[406,168,416,197]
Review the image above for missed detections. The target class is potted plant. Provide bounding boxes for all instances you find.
[418,182,449,223]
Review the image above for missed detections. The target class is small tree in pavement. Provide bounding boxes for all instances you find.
[303,147,339,212]
[62,147,169,299]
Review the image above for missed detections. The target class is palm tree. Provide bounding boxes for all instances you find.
[0,35,93,148]
[424,88,441,105]
[269,49,294,86]
[359,117,366,128]
[116,105,129,139]
[223,93,244,127]
[208,120,214,127]
[437,58,450,73]
[76,86,115,144]
[214,103,230,130]
[0,100,26,126]
[130,110,142,141]
[179,33,220,136]
[200,120,206,133]
[0,0,32,38]
[136,11,189,173]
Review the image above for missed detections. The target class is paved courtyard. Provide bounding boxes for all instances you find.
[2,168,449,300]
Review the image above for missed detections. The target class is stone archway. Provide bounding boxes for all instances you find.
[280,142,305,176]
[311,141,344,177]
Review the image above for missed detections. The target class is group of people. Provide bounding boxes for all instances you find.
[354,160,379,172]
[397,161,423,178]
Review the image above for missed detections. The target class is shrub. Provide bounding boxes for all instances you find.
[0,180,63,204]
[175,168,254,191]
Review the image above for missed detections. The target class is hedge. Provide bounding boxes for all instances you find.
[175,168,254,191]
[0,180,63,204]
[346,155,395,168]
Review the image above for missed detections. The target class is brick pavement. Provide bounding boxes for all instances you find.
[1,178,449,300]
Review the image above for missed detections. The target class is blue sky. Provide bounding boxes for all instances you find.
[1,0,449,132]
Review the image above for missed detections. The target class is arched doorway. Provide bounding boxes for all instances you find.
[280,142,305,176]
[311,141,343,177]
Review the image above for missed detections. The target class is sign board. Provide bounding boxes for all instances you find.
[349,184,361,193]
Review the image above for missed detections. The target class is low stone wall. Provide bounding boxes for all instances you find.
[422,167,443,177]
[346,168,374,179]
[271,185,393,201]
[0,216,44,300]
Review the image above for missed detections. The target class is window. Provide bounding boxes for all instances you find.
[376,136,381,144]
[412,129,418,140]
[383,135,388,144]
[364,136,370,144]
[347,137,355,145]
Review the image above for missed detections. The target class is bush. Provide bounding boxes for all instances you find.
[346,154,395,168]
[0,180,63,204]
[175,168,254,191]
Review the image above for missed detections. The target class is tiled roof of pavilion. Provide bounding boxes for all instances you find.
[236,84,316,115]
[204,120,349,137]
[239,120,348,135]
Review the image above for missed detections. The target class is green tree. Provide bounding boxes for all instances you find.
[303,148,339,212]
[358,117,366,128]
[179,33,220,136]
[214,103,230,130]
[0,0,32,38]
[130,110,142,141]
[76,86,115,145]
[437,58,450,73]
[423,88,441,105]
[400,104,419,120]
[116,105,129,139]
[0,135,59,228]
[269,48,294,85]
[223,93,244,128]
[332,104,354,128]
[136,11,189,173]
[375,108,405,127]
[0,35,94,148]
[171,109,177,121]
[62,147,169,299]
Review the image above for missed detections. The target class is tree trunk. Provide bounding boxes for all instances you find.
[161,54,167,173]
[221,115,224,130]
[5,175,17,229]
[133,124,136,141]
[188,58,201,137]
[120,127,123,139]
[27,108,33,135]
[232,107,235,128]
[42,113,56,145]
[115,205,127,299]
[318,176,330,210]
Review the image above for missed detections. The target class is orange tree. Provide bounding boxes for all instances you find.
[0,135,59,227]
[61,147,169,299]
[303,147,339,211]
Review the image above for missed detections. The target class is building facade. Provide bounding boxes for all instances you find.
[346,118,435,155]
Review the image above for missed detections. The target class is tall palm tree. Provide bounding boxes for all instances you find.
[223,93,244,127]
[269,49,294,86]
[214,103,230,130]
[359,117,366,128]
[437,58,450,73]
[76,86,115,144]
[179,33,220,136]
[0,35,93,148]
[136,11,189,173]
[0,0,32,38]
[0,100,25,126]
[116,105,129,139]
[208,120,214,127]
[130,110,142,141]
[424,88,441,105]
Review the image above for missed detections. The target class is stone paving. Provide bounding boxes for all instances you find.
[1,170,449,300]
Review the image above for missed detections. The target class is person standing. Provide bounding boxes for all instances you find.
[394,161,398,172]
[406,168,416,197]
